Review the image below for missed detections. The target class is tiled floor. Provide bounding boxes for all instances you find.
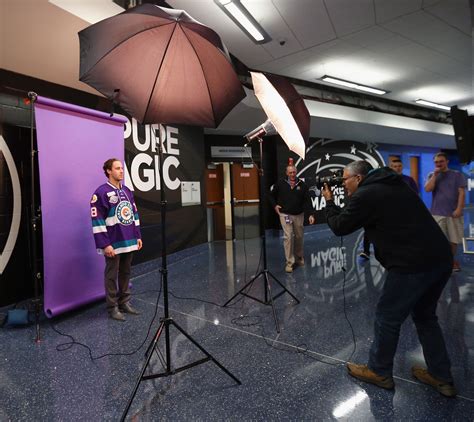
[1,217,473,421]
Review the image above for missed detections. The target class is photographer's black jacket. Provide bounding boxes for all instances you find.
[325,167,452,272]
[268,178,314,216]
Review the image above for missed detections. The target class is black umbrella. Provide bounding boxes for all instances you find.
[79,4,245,127]
[80,6,243,420]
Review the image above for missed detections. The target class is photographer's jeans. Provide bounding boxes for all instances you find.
[368,263,453,382]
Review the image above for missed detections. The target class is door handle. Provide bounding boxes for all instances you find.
[233,199,260,204]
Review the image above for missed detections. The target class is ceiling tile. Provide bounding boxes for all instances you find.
[272,0,336,48]
[424,0,471,35]
[365,35,412,55]
[342,25,396,48]
[374,0,423,24]
[324,0,375,37]
[381,9,470,64]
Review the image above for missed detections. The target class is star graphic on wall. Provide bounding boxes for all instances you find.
[350,145,356,154]
[325,153,330,161]
[366,141,377,153]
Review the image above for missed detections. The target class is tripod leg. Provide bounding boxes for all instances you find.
[121,321,166,422]
[268,271,300,304]
[222,272,260,307]
[263,271,280,333]
[170,320,241,385]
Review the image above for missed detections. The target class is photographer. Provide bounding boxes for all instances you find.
[322,160,456,397]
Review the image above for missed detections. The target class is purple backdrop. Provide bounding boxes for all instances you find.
[35,96,126,317]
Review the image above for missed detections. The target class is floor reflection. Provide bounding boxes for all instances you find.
[1,222,473,420]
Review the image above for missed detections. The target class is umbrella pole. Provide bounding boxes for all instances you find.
[121,126,241,421]
[222,137,300,333]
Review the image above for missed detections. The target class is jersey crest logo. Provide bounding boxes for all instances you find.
[116,201,133,225]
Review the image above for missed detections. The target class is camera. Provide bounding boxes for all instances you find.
[315,169,344,189]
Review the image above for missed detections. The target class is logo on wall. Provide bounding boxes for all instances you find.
[117,115,182,193]
[295,139,385,211]
[0,135,21,274]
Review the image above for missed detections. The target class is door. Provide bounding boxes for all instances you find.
[410,156,420,191]
[231,163,260,239]
[205,165,226,241]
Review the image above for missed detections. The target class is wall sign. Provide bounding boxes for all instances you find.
[211,146,251,158]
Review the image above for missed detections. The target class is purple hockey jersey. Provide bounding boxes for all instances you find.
[90,182,141,254]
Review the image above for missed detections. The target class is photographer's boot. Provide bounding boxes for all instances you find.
[347,362,394,389]
[412,366,457,397]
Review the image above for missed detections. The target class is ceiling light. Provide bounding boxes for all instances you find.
[214,0,271,44]
[321,75,388,95]
[415,99,451,111]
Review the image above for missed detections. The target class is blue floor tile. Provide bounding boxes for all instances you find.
[1,218,473,421]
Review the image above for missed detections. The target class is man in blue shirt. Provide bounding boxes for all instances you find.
[425,152,466,272]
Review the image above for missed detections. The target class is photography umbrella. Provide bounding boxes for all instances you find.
[247,71,309,158]
[79,4,245,420]
[223,72,310,332]
[79,3,245,127]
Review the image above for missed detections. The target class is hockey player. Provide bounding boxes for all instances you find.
[90,158,142,321]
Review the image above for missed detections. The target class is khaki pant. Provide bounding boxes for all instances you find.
[279,213,304,265]
[433,215,464,244]
[104,252,133,311]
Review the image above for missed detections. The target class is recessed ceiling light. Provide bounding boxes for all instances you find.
[415,99,451,111]
[214,0,271,44]
[320,75,388,95]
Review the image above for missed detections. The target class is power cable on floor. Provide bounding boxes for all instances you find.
[50,275,163,361]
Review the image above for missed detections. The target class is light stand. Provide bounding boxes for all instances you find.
[223,131,300,333]
[121,129,241,421]
[28,92,42,343]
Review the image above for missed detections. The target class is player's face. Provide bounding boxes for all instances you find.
[108,161,124,182]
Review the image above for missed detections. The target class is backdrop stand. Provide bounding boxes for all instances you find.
[121,133,241,422]
[223,136,300,333]
[28,91,42,344]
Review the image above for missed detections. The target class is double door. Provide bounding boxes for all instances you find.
[205,162,260,241]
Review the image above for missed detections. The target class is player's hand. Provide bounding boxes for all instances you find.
[452,208,462,218]
[137,239,143,250]
[274,205,282,215]
[309,215,315,225]
[104,245,115,258]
